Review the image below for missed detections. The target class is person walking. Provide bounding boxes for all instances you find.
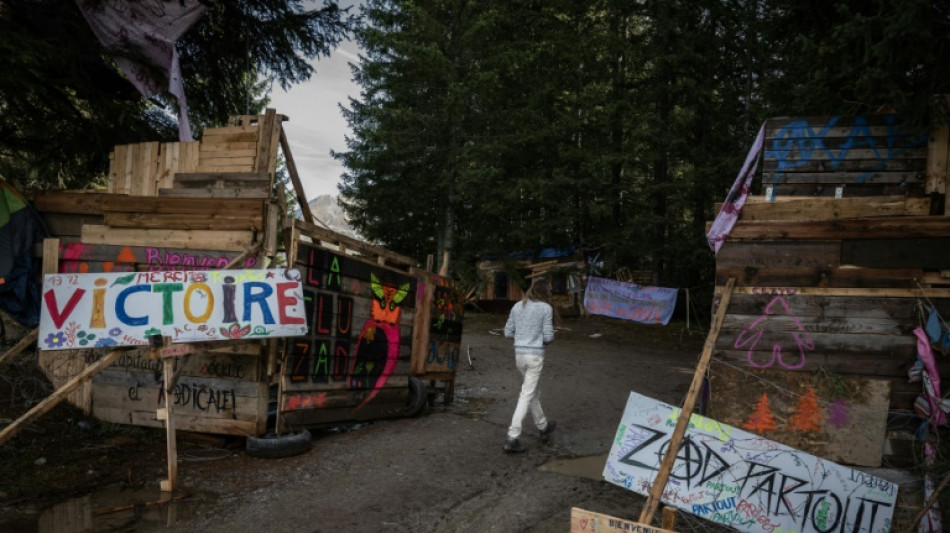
[503,277,557,453]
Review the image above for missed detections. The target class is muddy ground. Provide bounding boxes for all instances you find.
[0,312,733,532]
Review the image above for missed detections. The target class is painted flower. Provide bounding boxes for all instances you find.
[108,327,122,337]
[44,332,68,349]
[221,323,251,339]
[95,338,118,347]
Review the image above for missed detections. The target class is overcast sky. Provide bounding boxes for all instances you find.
[268,31,361,202]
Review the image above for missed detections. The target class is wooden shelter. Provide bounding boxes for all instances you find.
[706,114,950,527]
[22,109,463,438]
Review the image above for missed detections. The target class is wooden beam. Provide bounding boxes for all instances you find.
[294,219,417,269]
[82,225,254,252]
[30,191,111,215]
[255,108,277,175]
[717,285,950,298]
[0,329,38,367]
[157,187,269,199]
[726,216,950,240]
[42,238,59,275]
[725,195,932,221]
[278,126,315,224]
[0,347,133,445]
[101,195,263,216]
[638,278,735,525]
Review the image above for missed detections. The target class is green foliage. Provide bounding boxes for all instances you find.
[338,0,950,319]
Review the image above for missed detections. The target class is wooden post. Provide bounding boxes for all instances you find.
[638,278,736,525]
[439,251,450,277]
[661,506,677,530]
[0,347,132,445]
[278,127,315,224]
[150,335,178,493]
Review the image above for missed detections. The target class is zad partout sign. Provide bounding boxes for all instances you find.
[38,269,308,351]
[603,391,897,533]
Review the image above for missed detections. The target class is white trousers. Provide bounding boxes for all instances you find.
[507,353,547,439]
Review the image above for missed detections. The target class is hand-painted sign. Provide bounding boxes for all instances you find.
[39,269,308,351]
[603,391,897,533]
[584,276,678,325]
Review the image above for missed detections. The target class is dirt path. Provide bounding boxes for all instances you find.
[2,312,726,532]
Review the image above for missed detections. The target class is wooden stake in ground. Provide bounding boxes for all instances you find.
[150,335,179,493]
[0,346,133,445]
[637,278,736,526]
[0,328,38,367]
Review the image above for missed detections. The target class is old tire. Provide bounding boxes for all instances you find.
[404,377,428,417]
[246,429,312,459]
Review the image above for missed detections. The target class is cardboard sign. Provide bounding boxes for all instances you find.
[603,391,897,533]
[570,508,675,533]
[39,269,308,350]
[584,276,678,325]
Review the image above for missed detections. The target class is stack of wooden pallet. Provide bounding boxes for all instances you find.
[33,110,288,258]
[707,113,950,530]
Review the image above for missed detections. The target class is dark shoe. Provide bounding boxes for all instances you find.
[540,421,557,441]
[503,438,527,453]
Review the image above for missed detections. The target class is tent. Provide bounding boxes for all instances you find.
[0,178,47,327]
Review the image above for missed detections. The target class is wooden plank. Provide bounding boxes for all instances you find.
[727,216,950,241]
[81,224,254,251]
[721,313,910,336]
[255,109,277,175]
[638,278,734,525]
[0,348,132,445]
[725,293,923,319]
[715,265,923,288]
[571,508,675,533]
[202,125,258,136]
[174,172,268,183]
[31,191,111,215]
[708,363,891,467]
[762,157,926,173]
[199,142,257,153]
[761,183,924,198]
[194,156,256,168]
[103,212,263,231]
[929,122,950,196]
[157,187,270,199]
[717,284,950,298]
[42,237,60,274]
[101,195,262,216]
[842,237,950,269]
[716,241,840,268]
[733,196,932,221]
[762,170,923,184]
[295,219,418,270]
[764,115,929,136]
[279,126,314,223]
[714,348,915,377]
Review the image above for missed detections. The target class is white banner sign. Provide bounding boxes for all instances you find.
[603,391,897,533]
[39,269,308,350]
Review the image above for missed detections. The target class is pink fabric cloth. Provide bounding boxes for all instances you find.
[706,123,766,254]
[914,327,946,428]
[76,0,206,141]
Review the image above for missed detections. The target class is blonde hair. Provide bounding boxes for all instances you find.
[522,277,551,305]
